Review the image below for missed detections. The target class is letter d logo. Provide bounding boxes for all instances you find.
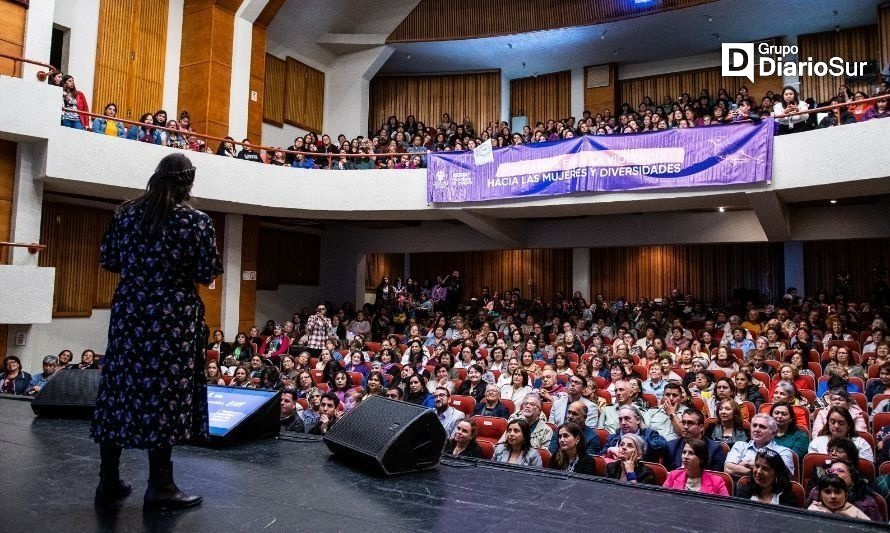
[722,43,755,84]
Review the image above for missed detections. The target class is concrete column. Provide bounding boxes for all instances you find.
[500,72,511,123]
[781,35,800,90]
[572,247,590,302]
[220,214,243,338]
[162,0,184,113]
[9,143,44,267]
[21,0,55,81]
[783,241,804,297]
[227,2,255,140]
[570,67,585,121]
[324,46,394,138]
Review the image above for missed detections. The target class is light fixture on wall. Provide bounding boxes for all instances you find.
[830,199,838,204]
[718,206,726,213]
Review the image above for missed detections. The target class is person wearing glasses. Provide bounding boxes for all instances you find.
[665,408,726,471]
[600,405,667,463]
[305,304,334,355]
[724,414,795,478]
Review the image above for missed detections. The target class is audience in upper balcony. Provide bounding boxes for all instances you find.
[92,103,127,138]
[60,75,90,131]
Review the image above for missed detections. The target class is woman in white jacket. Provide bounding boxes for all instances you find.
[773,85,809,133]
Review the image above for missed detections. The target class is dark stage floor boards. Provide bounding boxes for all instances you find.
[0,397,885,532]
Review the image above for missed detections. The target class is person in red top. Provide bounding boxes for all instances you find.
[60,75,90,130]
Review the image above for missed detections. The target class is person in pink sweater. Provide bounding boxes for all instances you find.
[663,438,730,496]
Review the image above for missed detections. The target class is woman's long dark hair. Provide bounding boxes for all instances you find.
[550,422,587,471]
[125,153,195,236]
[507,418,532,454]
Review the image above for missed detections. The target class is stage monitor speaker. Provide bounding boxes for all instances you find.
[323,395,446,475]
[31,368,101,418]
[207,385,280,447]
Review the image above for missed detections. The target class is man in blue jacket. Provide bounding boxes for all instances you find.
[665,408,726,471]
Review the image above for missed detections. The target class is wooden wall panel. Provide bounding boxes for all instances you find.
[388,0,714,42]
[510,71,571,128]
[0,140,15,265]
[589,244,784,305]
[179,1,234,138]
[282,56,324,133]
[197,211,224,334]
[238,215,258,335]
[881,4,890,82]
[619,66,783,112]
[256,227,320,290]
[803,239,890,303]
[0,0,27,77]
[263,54,285,126]
[247,24,266,144]
[368,72,501,137]
[365,253,405,290]
[584,63,619,118]
[131,0,168,117]
[410,249,573,301]
[93,0,168,120]
[38,203,117,317]
[798,25,880,105]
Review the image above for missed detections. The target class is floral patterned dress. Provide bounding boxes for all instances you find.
[90,204,223,449]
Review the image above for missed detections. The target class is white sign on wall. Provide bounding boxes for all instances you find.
[242,270,257,281]
[14,331,26,346]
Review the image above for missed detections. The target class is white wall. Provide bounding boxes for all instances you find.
[21,0,55,81]
[228,3,254,140]
[162,0,184,113]
[261,122,311,149]
[323,46,393,139]
[618,52,722,80]
[256,285,327,326]
[53,0,100,104]
[7,311,110,374]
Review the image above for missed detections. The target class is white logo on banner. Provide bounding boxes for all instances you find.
[473,138,494,166]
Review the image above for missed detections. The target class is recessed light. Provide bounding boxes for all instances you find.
[830,199,837,204]
[718,207,726,213]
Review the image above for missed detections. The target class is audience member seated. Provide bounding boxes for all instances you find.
[549,375,599,428]
[472,384,510,418]
[811,388,867,435]
[735,449,797,506]
[771,380,810,428]
[548,422,596,474]
[666,408,726,471]
[663,438,730,496]
[403,374,435,408]
[600,379,647,433]
[204,360,226,386]
[601,405,667,463]
[733,369,765,409]
[725,414,795,477]
[307,392,340,435]
[456,364,488,403]
[1,356,32,395]
[493,419,542,467]
[26,355,59,395]
[70,349,99,369]
[443,418,484,458]
[807,474,872,520]
[604,434,657,485]
[229,365,251,388]
[504,393,553,449]
[805,458,881,521]
[499,367,533,411]
[808,406,874,462]
[279,389,305,434]
[866,362,890,401]
[548,401,600,456]
[708,399,749,446]
[770,402,809,459]
[645,382,686,441]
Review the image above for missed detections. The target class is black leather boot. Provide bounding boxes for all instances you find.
[143,448,202,511]
[94,443,132,507]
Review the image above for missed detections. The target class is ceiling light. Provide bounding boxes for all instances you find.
[830,199,837,204]
[718,207,725,213]
[406,54,411,60]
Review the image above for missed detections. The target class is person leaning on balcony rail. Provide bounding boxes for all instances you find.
[91,103,127,138]
[773,85,810,134]
[60,74,90,130]
[861,90,890,121]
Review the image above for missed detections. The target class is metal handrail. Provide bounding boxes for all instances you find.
[0,241,46,254]
[65,108,421,159]
[0,53,59,82]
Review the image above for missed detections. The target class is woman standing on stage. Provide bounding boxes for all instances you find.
[91,153,223,511]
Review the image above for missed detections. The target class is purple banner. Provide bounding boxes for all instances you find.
[427,119,774,203]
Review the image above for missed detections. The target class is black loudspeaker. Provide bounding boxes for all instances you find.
[31,368,101,418]
[323,395,446,475]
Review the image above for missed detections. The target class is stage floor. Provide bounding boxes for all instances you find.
[0,397,884,532]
